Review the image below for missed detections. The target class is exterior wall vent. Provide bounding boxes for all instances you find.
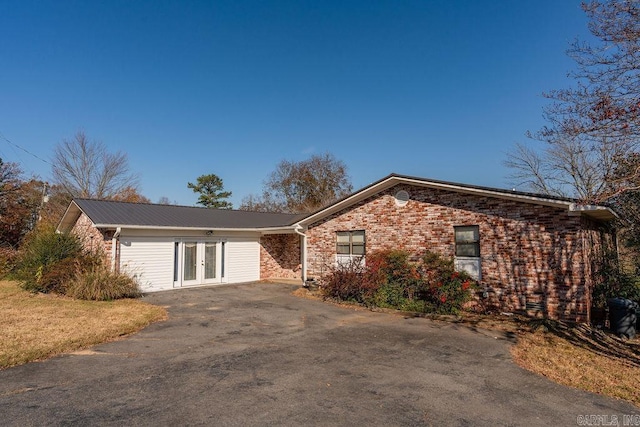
[395,190,409,207]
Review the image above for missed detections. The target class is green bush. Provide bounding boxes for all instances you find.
[321,249,477,315]
[419,252,476,314]
[365,250,420,308]
[16,225,84,293]
[65,265,141,301]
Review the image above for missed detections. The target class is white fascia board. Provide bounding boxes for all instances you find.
[398,177,574,208]
[56,201,82,233]
[298,175,616,226]
[92,224,297,234]
[299,176,398,226]
[569,204,618,220]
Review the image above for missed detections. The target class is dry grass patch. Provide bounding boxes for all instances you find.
[510,321,640,406]
[0,280,167,369]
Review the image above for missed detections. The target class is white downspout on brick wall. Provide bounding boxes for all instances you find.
[294,226,307,283]
[111,227,121,272]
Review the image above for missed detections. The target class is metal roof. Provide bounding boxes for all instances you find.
[57,173,617,234]
[63,199,303,231]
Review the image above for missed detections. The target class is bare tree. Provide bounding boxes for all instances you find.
[506,0,640,203]
[239,192,283,213]
[111,186,151,203]
[52,131,139,199]
[241,153,352,214]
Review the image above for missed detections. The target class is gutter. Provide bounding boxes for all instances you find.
[111,227,121,272]
[294,225,308,283]
[568,203,618,220]
[92,224,298,233]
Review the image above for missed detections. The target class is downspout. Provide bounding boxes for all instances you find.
[111,227,121,273]
[294,225,307,284]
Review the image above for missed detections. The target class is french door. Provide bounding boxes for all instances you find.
[174,240,225,287]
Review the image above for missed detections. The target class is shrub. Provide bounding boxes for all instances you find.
[419,251,477,314]
[0,246,19,278]
[321,249,477,315]
[593,250,640,308]
[16,225,84,293]
[65,265,141,301]
[366,250,420,308]
[321,256,374,303]
[37,255,103,294]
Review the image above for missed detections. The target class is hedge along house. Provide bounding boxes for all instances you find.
[295,174,617,323]
[57,199,305,291]
[58,173,616,323]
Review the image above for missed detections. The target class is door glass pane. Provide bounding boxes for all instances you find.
[173,242,179,282]
[204,243,216,280]
[183,243,197,281]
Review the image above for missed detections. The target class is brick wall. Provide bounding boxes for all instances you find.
[305,184,612,322]
[70,213,113,262]
[260,234,302,281]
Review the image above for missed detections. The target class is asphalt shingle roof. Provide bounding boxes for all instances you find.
[73,199,303,229]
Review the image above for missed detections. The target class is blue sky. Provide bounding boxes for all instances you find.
[0,1,592,207]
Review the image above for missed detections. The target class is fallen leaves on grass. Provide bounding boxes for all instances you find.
[511,321,640,406]
[0,280,167,369]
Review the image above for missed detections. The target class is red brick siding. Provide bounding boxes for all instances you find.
[70,213,113,262]
[260,234,301,281]
[306,184,612,322]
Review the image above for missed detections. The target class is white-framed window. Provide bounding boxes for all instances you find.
[454,225,480,257]
[336,230,365,256]
[454,225,481,281]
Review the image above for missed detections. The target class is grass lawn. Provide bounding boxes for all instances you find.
[294,287,640,407]
[510,320,640,406]
[0,280,167,369]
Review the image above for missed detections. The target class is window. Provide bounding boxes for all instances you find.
[336,230,365,256]
[455,226,480,257]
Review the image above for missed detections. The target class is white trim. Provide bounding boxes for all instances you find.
[295,226,307,282]
[297,175,617,226]
[110,227,121,271]
[90,224,297,233]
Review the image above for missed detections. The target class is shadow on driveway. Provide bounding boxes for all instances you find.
[0,282,637,426]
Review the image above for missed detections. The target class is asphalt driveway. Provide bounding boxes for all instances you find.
[0,282,637,426]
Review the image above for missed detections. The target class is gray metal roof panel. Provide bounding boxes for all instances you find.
[73,199,302,229]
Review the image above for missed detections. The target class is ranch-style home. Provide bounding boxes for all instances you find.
[58,173,617,323]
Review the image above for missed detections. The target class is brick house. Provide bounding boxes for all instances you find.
[294,174,616,323]
[58,173,616,322]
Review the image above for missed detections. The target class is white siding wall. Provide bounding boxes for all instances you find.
[226,238,260,283]
[120,237,175,292]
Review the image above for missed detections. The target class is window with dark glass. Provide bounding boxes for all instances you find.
[336,230,365,256]
[454,226,480,257]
